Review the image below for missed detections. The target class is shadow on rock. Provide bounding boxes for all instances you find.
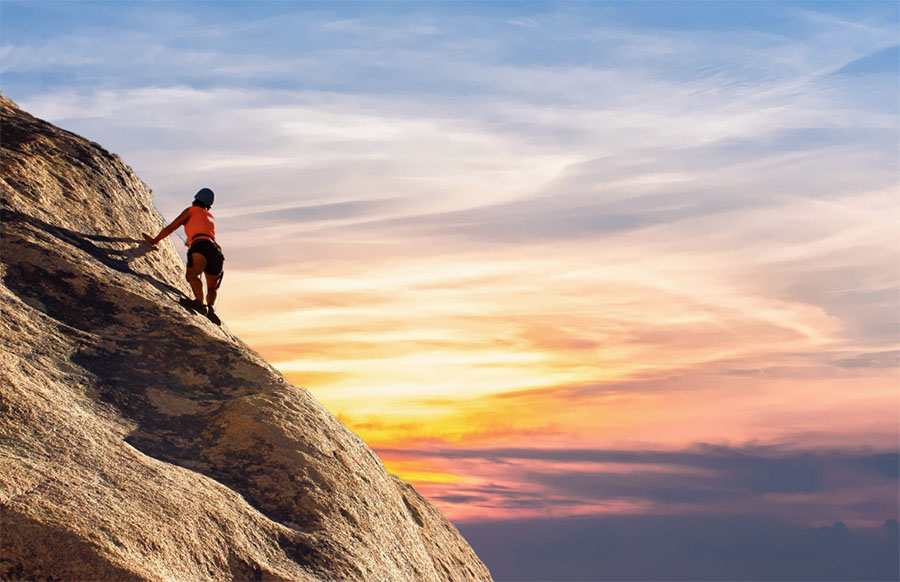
[1,206,181,298]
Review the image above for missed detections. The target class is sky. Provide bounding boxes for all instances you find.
[2,1,898,579]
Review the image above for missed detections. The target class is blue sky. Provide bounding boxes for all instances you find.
[3,2,898,580]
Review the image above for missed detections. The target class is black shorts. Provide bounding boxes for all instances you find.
[187,238,224,279]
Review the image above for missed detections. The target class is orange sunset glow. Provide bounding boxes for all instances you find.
[216,199,898,521]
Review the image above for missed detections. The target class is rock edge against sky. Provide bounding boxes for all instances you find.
[0,94,492,582]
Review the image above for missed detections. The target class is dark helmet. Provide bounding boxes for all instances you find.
[194,188,215,207]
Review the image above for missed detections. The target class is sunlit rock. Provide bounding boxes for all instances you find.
[0,93,492,582]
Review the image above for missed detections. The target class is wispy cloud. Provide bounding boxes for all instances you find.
[378,443,899,523]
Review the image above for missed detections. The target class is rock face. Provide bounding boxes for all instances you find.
[0,95,492,582]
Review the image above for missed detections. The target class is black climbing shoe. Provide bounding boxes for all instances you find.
[178,297,208,316]
[206,307,222,326]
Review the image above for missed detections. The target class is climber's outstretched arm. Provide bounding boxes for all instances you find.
[143,208,191,247]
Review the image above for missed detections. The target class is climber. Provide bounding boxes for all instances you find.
[144,188,224,325]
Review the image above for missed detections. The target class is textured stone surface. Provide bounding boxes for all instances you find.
[0,94,492,582]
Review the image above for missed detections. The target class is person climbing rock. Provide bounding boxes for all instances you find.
[144,188,224,325]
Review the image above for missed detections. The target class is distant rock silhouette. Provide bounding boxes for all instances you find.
[0,93,492,582]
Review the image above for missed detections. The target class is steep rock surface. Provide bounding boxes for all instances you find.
[0,94,492,582]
